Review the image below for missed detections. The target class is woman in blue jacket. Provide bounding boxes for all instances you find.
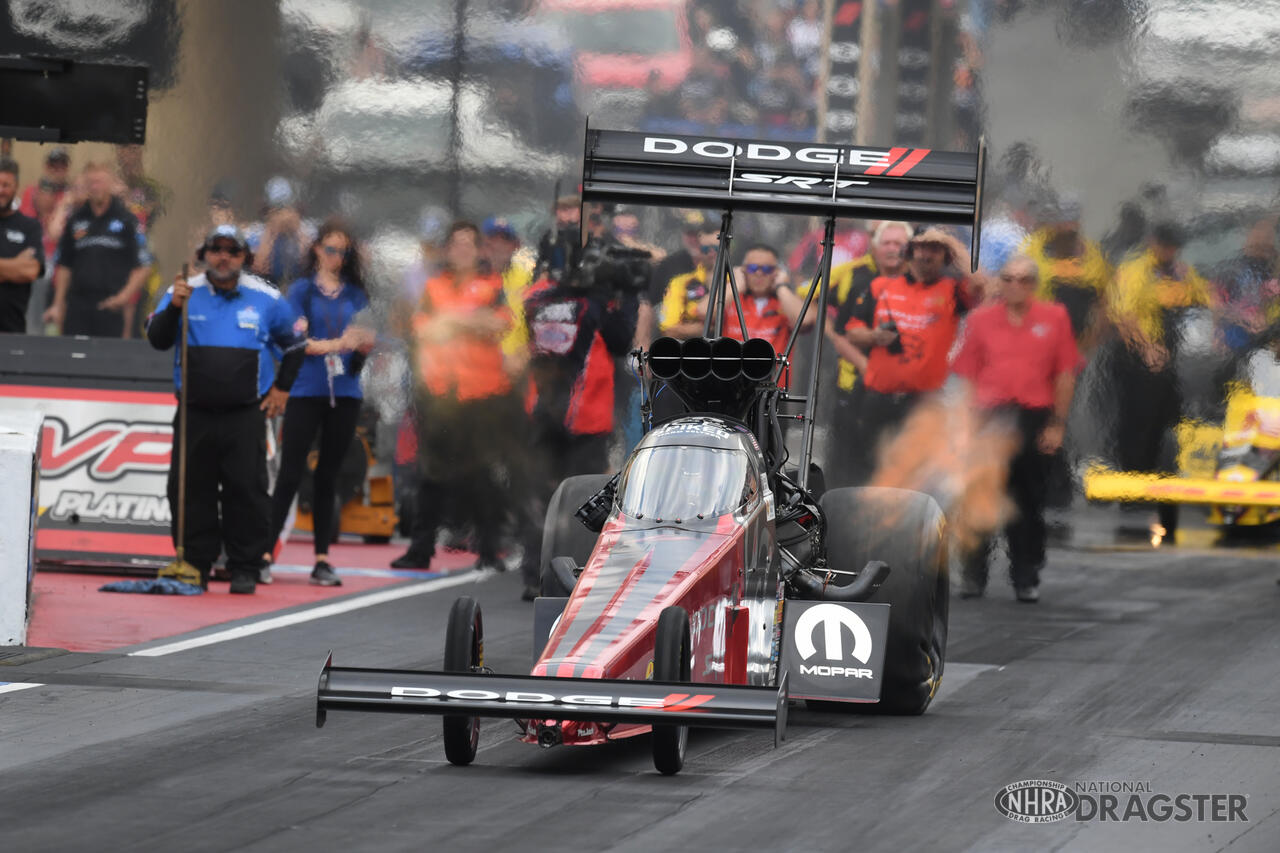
[267,219,373,585]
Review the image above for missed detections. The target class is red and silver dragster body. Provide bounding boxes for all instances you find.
[524,417,781,746]
[316,127,984,773]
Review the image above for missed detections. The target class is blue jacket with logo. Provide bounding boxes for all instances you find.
[146,272,305,409]
[286,276,369,399]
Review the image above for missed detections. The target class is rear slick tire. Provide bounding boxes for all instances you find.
[818,486,949,715]
[442,596,483,766]
[651,605,691,776]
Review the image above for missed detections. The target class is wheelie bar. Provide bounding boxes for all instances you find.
[316,655,789,746]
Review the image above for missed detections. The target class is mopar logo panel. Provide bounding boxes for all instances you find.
[781,600,889,702]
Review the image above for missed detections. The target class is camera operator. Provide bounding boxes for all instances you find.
[515,234,643,600]
[535,194,582,279]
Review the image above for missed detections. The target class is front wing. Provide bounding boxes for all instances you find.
[1084,469,1280,508]
[316,656,789,746]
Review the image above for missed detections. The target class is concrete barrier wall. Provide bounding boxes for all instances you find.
[0,411,42,646]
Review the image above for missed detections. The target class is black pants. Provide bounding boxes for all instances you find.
[167,403,270,580]
[516,426,611,585]
[860,388,921,476]
[406,395,524,563]
[1113,347,1179,473]
[1112,344,1181,531]
[826,383,870,488]
[63,302,125,337]
[270,395,362,555]
[964,407,1052,589]
[0,282,31,333]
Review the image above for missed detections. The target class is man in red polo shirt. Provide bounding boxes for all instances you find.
[952,254,1080,602]
[845,228,975,462]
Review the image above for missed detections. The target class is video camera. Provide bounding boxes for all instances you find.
[544,232,650,294]
[574,238,651,293]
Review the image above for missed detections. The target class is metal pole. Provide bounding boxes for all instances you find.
[701,210,733,338]
[796,215,837,492]
[447,0,468,215]
[724,261,748,340]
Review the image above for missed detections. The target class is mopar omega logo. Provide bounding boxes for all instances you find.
[995,780,1079,823]
[794,603,873,678]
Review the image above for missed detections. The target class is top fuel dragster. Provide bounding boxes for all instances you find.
[316,126,985,774]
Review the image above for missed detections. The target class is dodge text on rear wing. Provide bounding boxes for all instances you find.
[581,128,985,260]
[316,656,789,747]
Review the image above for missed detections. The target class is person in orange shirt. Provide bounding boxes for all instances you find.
[708,244,815,355]
[393,221,517,571]
[844,228,975,464]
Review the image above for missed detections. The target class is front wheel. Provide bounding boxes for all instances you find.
[442,596,483,765]
[651,606,691,775]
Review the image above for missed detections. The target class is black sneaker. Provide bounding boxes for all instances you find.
[521,582,539,602]
[390,550,433,569]
[1015,585,1040,603]
[311,560,341,587]
[229,572,257,594]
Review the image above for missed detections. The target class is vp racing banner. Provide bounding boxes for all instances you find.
[0,337,176,570]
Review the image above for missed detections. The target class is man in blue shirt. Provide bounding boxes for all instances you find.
[147,224,305,593]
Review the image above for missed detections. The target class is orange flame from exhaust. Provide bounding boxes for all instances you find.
[869,397,1021,549]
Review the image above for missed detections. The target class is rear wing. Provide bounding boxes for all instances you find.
[582,128,985,265]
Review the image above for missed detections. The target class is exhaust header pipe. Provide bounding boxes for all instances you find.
[646,336,777,384]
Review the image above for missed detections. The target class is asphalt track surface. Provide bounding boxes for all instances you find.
[2,519,1278,853]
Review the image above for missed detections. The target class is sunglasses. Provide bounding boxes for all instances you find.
[699,244,717,254]
[1000,274,1036,285]
[321,245,349,257]
[207,244,244,257]
[745,263,777,275]
[39,178,68,192]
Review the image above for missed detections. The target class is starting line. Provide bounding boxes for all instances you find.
[127,569,487,658]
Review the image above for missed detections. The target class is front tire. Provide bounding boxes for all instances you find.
[651,606,691,775]
[442,596,483,765]
[818,487,949,714]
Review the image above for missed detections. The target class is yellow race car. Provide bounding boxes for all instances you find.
[1085,349,1280,528]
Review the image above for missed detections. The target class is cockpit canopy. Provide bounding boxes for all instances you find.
[615,417,763,523]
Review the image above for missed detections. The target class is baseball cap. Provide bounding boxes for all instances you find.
[482,216,519,241]
[265,176,295,208]
[203,223,249,251]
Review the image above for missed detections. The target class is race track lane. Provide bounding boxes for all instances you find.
[0,543,1277,853]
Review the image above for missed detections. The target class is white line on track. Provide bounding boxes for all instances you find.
[0,682,43,695]
[128,570,487,658]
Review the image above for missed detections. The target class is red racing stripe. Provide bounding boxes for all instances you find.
[585,514,738,672]
[664,694,714,713]
[886,148,931,177]
[864,147,907,176]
